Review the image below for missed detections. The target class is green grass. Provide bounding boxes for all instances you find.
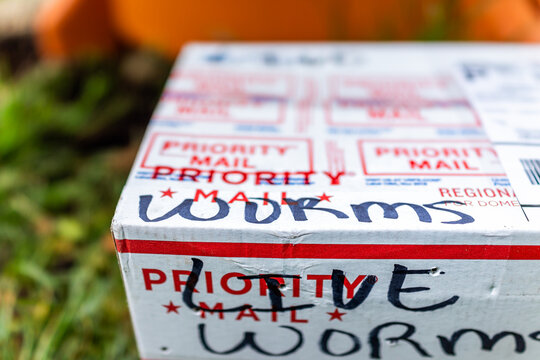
[0,53,170,359]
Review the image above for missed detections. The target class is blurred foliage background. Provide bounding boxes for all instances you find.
[0,0,539,359]
[0,36,171,358]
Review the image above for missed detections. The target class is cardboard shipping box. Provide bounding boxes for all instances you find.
[111,44,540,360]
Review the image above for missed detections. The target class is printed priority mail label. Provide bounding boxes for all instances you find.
[326,100,480,128]
[136,132,313,184]
[116,244,540,360]
[154,95,287,125]
[326,76,480,127]
[327,76,459,101]
[358,140,505,176]
[165,71,296,99]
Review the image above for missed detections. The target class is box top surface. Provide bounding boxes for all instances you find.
[112,43,540,245]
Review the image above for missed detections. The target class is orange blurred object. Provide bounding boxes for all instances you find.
[110,0,335,56]
[35,0,540,59]
[36,0,115,57]
[463,0,540,41]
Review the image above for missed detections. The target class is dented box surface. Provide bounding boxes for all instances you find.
[112,44,540,360]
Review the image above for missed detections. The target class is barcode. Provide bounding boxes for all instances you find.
[520,159,540,185]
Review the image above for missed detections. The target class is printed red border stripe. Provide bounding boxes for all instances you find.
[115,240,540,260]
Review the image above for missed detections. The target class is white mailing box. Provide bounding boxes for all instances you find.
[112,43,540,360]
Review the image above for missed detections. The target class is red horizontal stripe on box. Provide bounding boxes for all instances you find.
[115,240,540,260]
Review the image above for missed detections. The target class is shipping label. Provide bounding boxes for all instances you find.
[154,95,287,125]
[166,71,296,99]
[325,76,480,128]
[358,140,505,176]
[136,132,313,184]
